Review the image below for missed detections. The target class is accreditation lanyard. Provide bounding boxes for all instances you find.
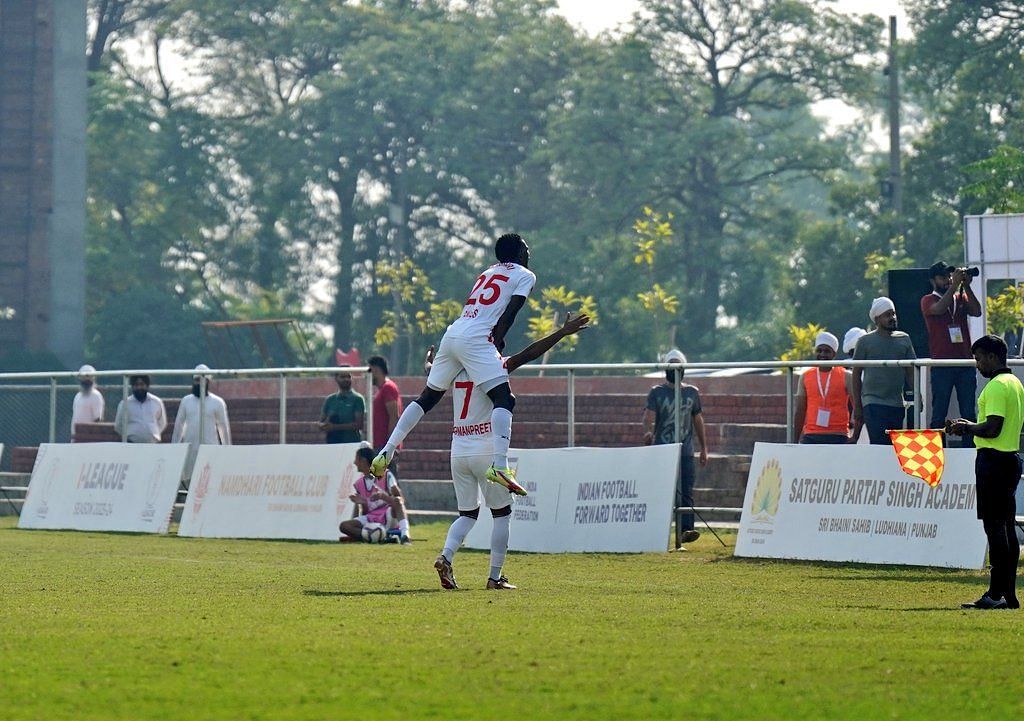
[816,368,832,400]
[815,369,833,428]
[933,290,959,320]
[935,291,964,344]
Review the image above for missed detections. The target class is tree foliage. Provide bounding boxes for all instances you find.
[79,0,1024,369]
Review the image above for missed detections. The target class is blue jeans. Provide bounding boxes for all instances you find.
[930,366,977,447]
[675,449,696,536]
[863,404,907,445]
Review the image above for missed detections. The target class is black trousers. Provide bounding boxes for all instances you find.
[976,448,1022,603]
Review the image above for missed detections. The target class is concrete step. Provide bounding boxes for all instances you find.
[692,487,745,509]
[705,423,787,454]
[399,478,458,511]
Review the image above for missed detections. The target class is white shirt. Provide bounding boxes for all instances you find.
[114,393,167,443]
[70,389,104,438]
[450,365,506,457]
[446,262,536,338]
[172,392,232,447]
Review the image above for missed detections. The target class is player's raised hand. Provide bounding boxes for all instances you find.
[561,312,591,337]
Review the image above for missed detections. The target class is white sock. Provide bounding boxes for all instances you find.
[441,515,476,562]
[383,402,425,454]
[398,518,409,535]
[491,408,513,467]
[489,514,510,579]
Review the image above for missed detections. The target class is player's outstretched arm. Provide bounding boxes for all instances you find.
[505,313,591,373]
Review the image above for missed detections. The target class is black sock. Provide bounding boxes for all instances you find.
[1003,521,1020,606]
[984,519,1009,600]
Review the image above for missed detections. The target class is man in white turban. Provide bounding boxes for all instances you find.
[851,297,917,444]
[842,327,866,358]
[793,331,856,444]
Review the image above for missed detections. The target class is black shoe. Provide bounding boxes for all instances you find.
[961,594,1008,610]
[1005,596,1020,609]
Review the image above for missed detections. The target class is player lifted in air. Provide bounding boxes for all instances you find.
[431,311,591,590]
[371,233,535,494]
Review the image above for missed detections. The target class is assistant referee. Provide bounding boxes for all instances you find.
[947,334,1024,610]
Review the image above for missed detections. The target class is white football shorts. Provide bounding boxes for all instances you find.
[426,332,508,393]
[355,508,396,529]
[452,454,513,511]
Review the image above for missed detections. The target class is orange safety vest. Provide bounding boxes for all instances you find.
[801,367,850,436]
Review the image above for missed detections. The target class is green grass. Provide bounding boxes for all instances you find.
[2,516,1022,721]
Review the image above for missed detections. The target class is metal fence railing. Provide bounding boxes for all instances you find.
[0,358,999,458]
[0,359,1014,526]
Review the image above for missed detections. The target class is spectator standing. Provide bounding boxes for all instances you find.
[70,364,104,441]
[842,327,866,359]
[369,355,403,458]
[319,369,365,444]
[172,365,231,482]
[793,332,855,444]
[947,335,1024,610]
[643,349,709,550]
[851,297,916,445]
[921,262,981,445]
[114,375,167,443]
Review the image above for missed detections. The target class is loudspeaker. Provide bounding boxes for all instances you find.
[887,268,933,358]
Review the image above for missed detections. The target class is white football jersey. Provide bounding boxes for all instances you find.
[450,365,506,457]
[446,262,536,339]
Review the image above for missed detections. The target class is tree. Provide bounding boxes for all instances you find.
[629,0,881,352]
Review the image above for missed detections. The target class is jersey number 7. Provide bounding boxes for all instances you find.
[455,380,474,420]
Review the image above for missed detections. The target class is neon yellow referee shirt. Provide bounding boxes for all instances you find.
[975,371,1024,452]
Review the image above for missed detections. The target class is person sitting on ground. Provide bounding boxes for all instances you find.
[340,446,411,544]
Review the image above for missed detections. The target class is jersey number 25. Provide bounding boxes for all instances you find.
[465,274,509,306]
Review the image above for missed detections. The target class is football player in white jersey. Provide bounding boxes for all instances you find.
[430,312,591,590]
[371,234,536,495]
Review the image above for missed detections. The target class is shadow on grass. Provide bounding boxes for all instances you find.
[715,555,988,580]
[813,573,984,585]
[304,588,442,598]
[842,604,984,613]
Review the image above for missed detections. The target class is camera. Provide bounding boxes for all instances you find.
[965,266,980,278]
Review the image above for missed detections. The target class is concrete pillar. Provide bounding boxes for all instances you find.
[47,0,86,366]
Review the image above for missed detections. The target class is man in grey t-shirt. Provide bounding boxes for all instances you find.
[851,297,916,444]
[643,349,709,550]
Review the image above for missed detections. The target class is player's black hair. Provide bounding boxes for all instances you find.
[972,334,1008,364]
[495,233,526,263]
[367,356,389,375]
[355,447,376,463]
[128,374,150,386]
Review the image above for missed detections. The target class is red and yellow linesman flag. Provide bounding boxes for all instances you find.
[887,429,945,487]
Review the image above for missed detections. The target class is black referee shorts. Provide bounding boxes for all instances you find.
[975,448,1023,521]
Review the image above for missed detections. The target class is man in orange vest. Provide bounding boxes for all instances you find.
[793,331,857,444]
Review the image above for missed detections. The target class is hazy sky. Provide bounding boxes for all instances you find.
[553,0,912,146]
[555,0,910,36]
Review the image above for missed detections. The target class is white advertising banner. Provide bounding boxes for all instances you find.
[736,443,987,569]
[464,445,679,553]
[178,444,361,540]
[18,442,187,533]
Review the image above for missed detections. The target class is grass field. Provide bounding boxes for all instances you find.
[2,517,1023,720]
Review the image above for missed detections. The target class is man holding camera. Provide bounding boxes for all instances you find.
[921,262,982,445]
